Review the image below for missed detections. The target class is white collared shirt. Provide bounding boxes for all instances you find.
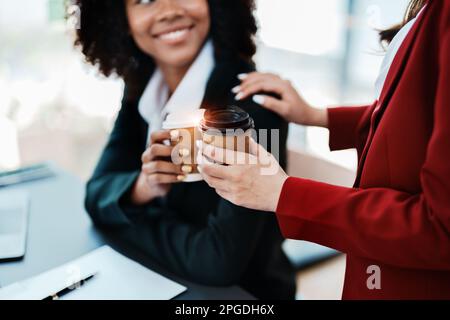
[374,6,427,99]
[138,40,215,141]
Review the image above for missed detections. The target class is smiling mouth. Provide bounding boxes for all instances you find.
[155,26,194,43]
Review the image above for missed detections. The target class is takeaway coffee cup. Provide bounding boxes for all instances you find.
[199,106,255,164]
[162,110,205,183]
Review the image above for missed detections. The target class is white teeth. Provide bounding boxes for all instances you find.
[159,28,189,41]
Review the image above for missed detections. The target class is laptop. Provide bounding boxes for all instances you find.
[0,163,54,188]
[0,190,29,261]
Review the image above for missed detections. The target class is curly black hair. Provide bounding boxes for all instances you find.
[73,0,257,96]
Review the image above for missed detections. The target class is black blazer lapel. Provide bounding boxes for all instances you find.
[201,59,255,110]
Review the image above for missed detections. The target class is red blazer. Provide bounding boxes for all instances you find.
[276,0,450,299]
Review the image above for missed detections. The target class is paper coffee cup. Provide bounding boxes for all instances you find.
[199,106,255,164]
[162,109,205,183]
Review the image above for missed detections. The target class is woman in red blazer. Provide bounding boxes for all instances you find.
[198,0,450,299]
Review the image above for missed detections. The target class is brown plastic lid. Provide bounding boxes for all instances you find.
[200,106,254,134]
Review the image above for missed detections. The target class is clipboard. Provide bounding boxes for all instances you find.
[0,246,186,300]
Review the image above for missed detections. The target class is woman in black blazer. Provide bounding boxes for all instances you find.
[74,0,294,299]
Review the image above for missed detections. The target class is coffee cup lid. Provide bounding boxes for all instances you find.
[200,106,254,134]
[162,109,205,130]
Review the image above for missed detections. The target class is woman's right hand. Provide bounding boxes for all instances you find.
[234,72,328,128]
[130,130,184,206]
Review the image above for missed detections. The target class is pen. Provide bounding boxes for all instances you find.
[43,273,97,301]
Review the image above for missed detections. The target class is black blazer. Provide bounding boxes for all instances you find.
[85,58,296,300]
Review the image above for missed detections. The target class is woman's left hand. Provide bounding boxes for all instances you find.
[197,139,289,212]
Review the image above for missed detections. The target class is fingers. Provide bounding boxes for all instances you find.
[237,72,280,85]
[233,138,271,166]
[142,144,173,163]
[251,95,289,114]
[252,139,273,166]
[150,130,171,145]
[234,72,286,98]
[232,72,270,95]
[201,172,230,192]
[198,139,270,169]
[200,161,235,181]
[142,160,182,175]
[141,132,188,185]
[248,137,260,156]
[239,73,284,91]
[200,142,257,166]
[235,79,287,101]
[146,173,183,185]
[200,166,240,205]
[142,160,185,185]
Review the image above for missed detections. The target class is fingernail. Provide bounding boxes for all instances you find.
[203,135,214,144]
[179,148,190,157]
[253,95,265,105]
[231,85,241,94]
[177,175,186,181]
[170,130,180,141]
[235,92,244,101]
[182,165,192,173]
[237,73,248,80]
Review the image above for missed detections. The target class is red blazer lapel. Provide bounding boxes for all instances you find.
[353,2,430,187]
[375,3,429,125]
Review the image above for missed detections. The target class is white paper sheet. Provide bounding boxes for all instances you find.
[0,246,186,300]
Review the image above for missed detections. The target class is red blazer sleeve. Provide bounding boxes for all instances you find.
[276,29,450,271]
[327,105,370,151]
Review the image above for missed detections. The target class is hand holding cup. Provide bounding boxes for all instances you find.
[130,130,184,205]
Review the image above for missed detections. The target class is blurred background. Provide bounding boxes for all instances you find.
[0,0,409,179]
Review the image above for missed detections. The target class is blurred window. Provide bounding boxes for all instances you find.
[255,0,408,170]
